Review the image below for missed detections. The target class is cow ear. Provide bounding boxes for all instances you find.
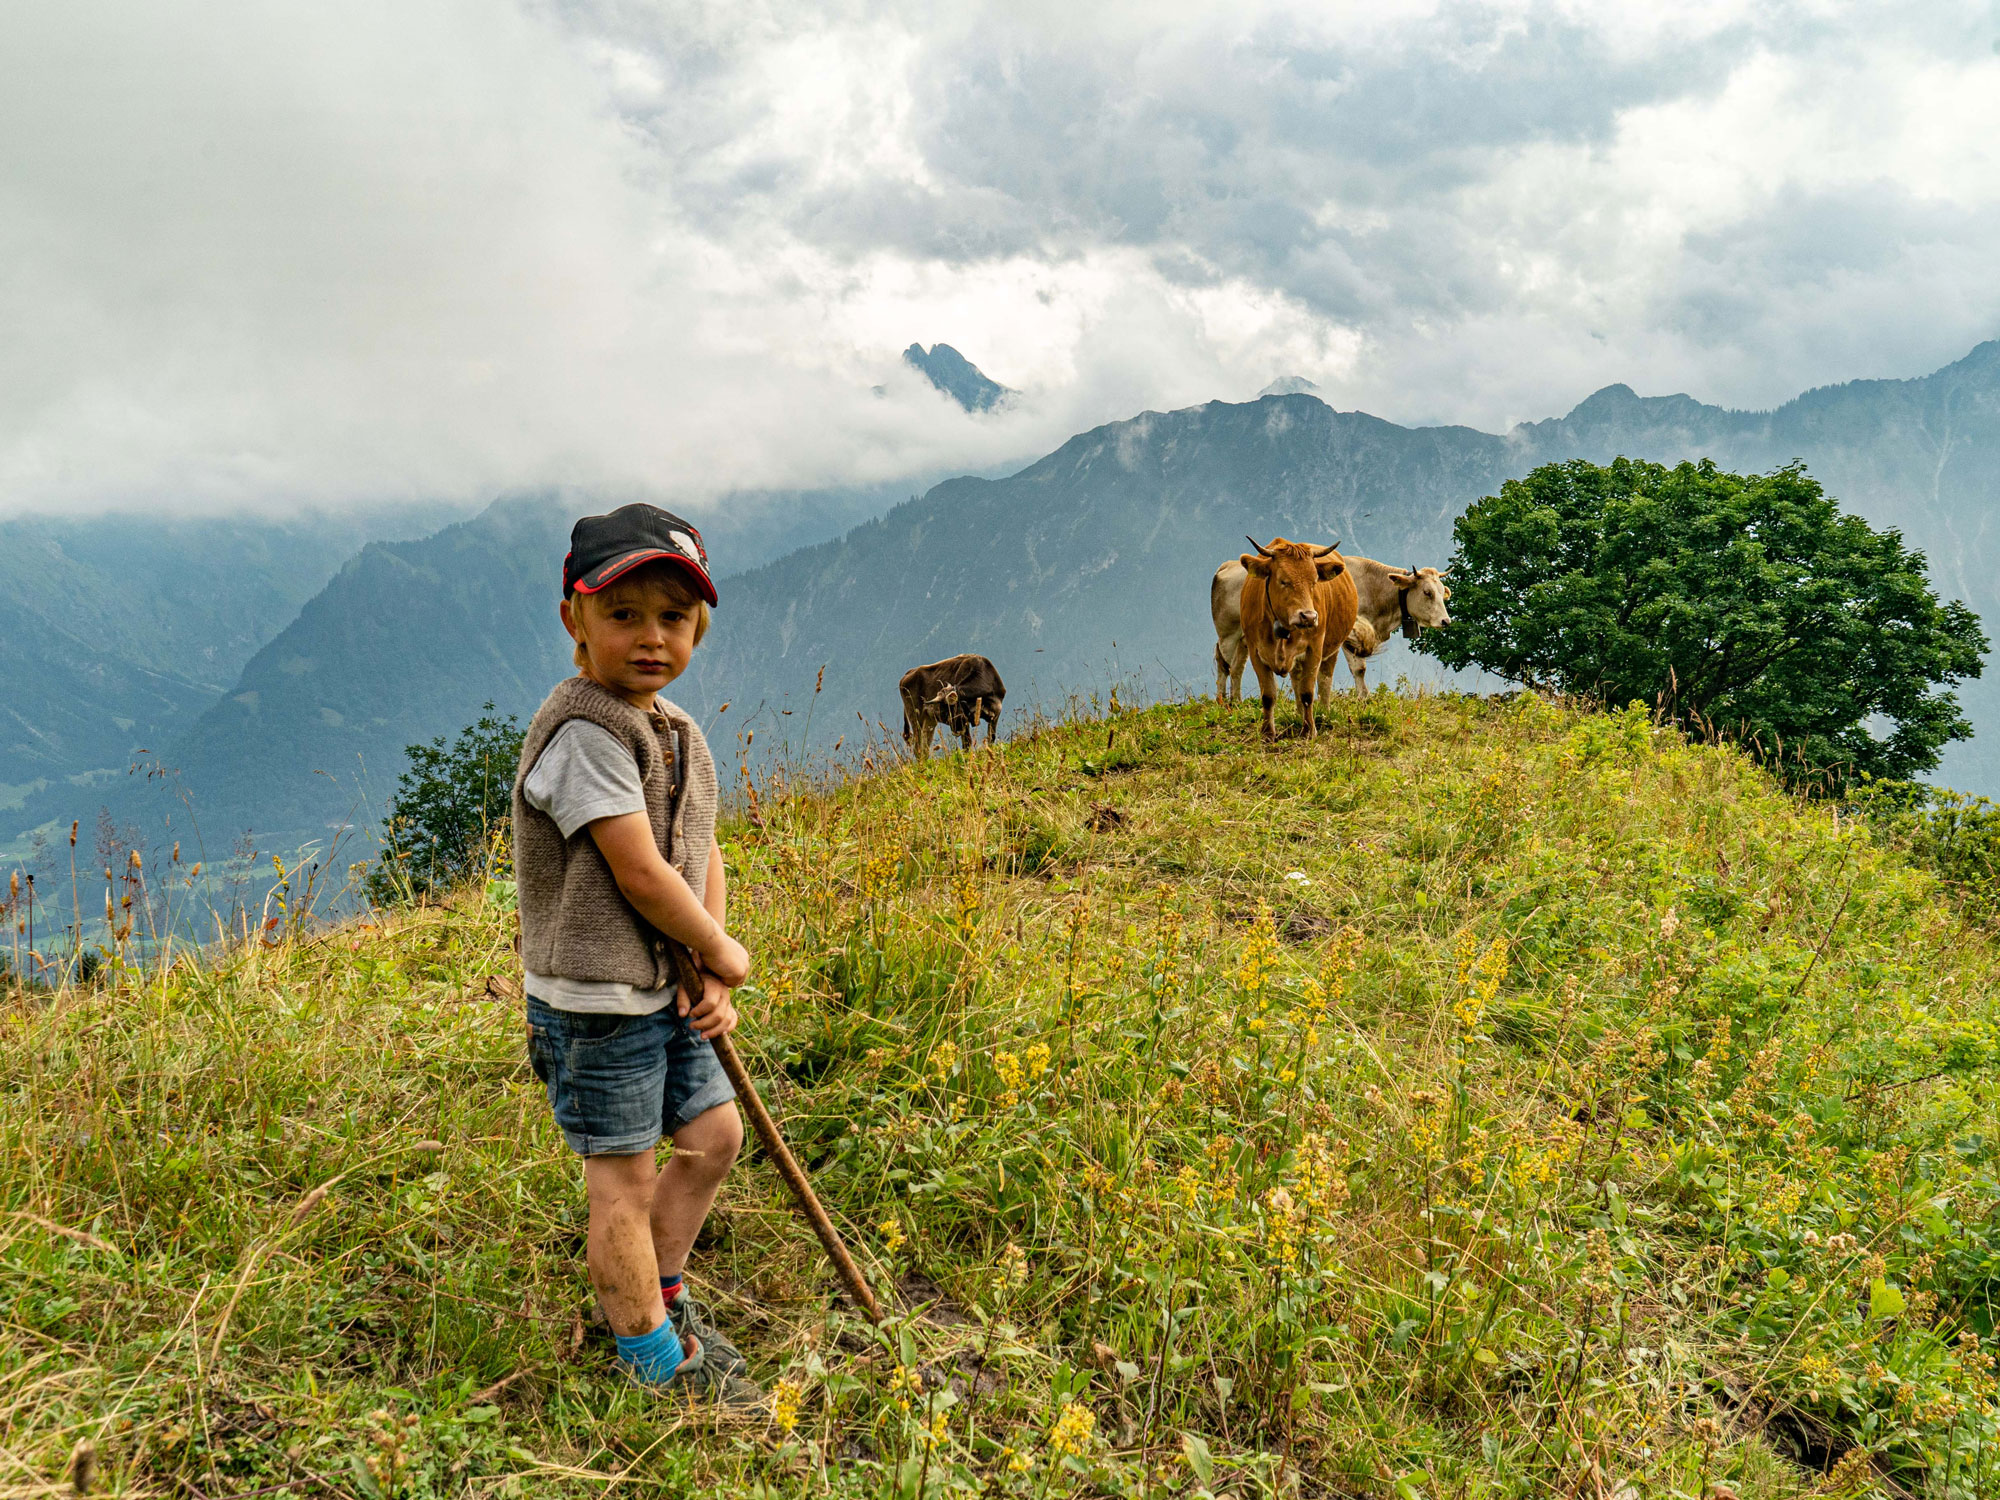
[1316,558,1345,579]
[1387,571,1418,589]
[1240,553,1272,577]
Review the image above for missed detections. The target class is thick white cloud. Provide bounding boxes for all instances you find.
[3,0,1997,515]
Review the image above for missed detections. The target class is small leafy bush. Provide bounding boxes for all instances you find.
[365,703,523,906]
[1852,779,2000,918]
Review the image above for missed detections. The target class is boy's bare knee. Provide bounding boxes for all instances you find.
[585,1150,658,1211]
[675,1104,742,1181]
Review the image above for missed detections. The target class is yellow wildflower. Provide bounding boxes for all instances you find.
[1263,1185,1301,1268]
[1238,905,1278,995]
[1048,1401,1095,1457]
[1173,1164,1204,1207]
[1293,1133,1350,1217]
[994,1050,1024,1108]
[1407,1093,1446,1163]
[1023,1041,1051,1079]
[771,1378,802,1434]
[929,1040,959,1081]
[953,865,981,925]
[1453,935,1507,1039]
[880,1217,906,1255]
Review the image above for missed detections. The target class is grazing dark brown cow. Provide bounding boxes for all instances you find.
[900,654,1005,760]
[1237,536,1358,740]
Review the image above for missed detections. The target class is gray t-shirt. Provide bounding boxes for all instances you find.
[519,719,676,1015]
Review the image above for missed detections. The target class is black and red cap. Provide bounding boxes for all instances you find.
[563,503,717,605]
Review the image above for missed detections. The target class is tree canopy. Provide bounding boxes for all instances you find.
[1418,457,1987,786]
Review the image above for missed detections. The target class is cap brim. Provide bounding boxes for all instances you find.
[572,548,718,605]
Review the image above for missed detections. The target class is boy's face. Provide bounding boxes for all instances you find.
[560,574,699,707]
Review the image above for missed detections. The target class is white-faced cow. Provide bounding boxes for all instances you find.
[1213,554,1450,702]
[1236,536,1359,741]
[900,654,1005,761]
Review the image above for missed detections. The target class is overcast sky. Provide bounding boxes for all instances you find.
[3,0,1997,516]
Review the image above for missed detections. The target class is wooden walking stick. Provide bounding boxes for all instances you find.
[670,943,883,1324]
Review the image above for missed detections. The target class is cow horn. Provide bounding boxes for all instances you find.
[1313,542,1341,556]
[1245,535,1273,558]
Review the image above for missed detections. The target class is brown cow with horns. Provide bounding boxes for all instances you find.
[1237,535,1359,741]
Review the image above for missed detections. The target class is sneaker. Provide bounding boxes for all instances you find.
[672,1339,766,1411]
[671,1288,749,1378]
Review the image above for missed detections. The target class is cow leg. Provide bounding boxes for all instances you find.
[1214,644,1230,703]
[958,718,974,751]
[1293,666,1317,740]
[914,715,934,762]
[1249,655,1280,740]
[985,706,999,744]
[1230,642,1250,705]
[1344,641,1369,698]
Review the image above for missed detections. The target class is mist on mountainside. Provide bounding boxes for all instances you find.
[0,502,468,817]
[11,341,2000,870]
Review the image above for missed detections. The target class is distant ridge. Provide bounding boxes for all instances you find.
[22,338,2000,851]
[903,343,1011,413]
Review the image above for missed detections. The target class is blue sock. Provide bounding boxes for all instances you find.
[614,1316,687,1386]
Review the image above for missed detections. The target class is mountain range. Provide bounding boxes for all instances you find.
[8,338,2000,861]
[687,340,2000,794]
[0,503,466,819]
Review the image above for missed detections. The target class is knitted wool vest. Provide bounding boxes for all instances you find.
[512,675,717,989]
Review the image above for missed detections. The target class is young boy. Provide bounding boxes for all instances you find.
[512,503,758,1400]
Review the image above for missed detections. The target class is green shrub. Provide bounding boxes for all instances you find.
[365,703,523,906]
[1852,779,2000,917]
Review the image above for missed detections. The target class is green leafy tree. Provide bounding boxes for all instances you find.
[1418,457,1987,787]
[367,703,524,904]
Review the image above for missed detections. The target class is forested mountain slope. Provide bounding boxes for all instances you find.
[26,341,2000,855]
[0,504,463,813]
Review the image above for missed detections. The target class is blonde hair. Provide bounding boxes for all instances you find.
[568,562,710,669]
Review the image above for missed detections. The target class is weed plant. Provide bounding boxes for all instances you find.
[6,694,2000,1498]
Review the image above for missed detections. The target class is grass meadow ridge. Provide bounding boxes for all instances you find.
[7,690,2000,1499]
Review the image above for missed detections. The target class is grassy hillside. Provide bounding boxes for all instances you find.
[7,693,2000,1498]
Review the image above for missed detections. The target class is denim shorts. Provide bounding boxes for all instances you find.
[524,996,737,1157]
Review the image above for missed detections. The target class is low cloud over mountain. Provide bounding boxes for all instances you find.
[4,4,1996,517]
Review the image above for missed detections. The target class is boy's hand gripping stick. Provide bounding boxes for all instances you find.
[668,943,884,1325]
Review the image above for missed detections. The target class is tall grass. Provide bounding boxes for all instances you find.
[6,692,2000,1498]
